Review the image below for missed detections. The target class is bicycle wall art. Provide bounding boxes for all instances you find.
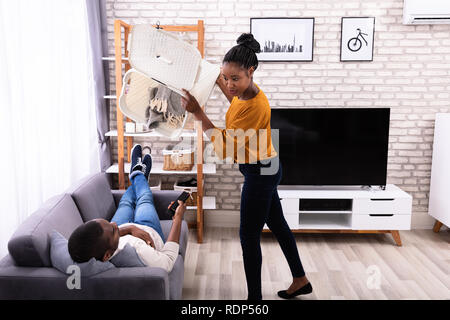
[340,17,375,62]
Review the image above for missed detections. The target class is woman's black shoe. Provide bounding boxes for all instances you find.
[277,282,313,299]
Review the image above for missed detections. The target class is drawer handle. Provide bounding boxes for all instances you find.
[370,198,394,201]
[369,214,394,217]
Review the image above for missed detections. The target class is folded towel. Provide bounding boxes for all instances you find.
[146,85,185,129]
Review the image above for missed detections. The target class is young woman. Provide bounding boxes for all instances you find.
[181,33,312,300]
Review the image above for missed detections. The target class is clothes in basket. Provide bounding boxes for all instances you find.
[146,85,185,129]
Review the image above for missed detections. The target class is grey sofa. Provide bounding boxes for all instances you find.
[0,173,188,299]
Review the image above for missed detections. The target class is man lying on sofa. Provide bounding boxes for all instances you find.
[68,144,186,273]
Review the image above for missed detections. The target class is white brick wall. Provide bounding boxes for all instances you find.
[105,0,450,229]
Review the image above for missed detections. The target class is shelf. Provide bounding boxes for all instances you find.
[187,196,216,210]
[106,162,216,175]
[102,56,129,61]
[298,213,352,229]
[106,129,209,140]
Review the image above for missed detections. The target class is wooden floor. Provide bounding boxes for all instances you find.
[182,227,450,300]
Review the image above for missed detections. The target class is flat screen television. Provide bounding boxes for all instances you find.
[270,108,390,187]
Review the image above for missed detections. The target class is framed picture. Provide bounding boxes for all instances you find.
[250,17,314,62]
[340,17,375,62]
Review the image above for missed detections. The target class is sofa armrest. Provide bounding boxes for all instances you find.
[111,189,125,207]
[0,255,170,299]
[112,189,182,220]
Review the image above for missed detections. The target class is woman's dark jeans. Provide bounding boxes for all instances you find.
[239,158,305,300]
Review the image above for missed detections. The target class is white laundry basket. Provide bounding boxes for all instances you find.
[119,68,160,124]
[189,59,221,107]
[128,24,220,110]
[119,68,188,139]
[120,24,220,138]
[129,24,201,92]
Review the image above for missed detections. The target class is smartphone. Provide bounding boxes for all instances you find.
[168,191,190,216]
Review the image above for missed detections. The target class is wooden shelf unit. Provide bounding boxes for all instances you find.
[112,19,209,243]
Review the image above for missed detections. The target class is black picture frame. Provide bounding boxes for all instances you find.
[340,17,375,62]
[250,17,315,62]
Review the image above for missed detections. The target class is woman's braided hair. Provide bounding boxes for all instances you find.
[223,33,261,71]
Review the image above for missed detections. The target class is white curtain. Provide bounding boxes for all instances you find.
[0,0,101,258]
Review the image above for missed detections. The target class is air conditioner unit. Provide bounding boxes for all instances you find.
[403,0,450,24]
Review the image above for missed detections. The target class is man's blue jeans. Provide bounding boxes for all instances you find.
[111,173,165,242]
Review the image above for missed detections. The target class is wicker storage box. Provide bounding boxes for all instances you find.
[163,149,194,171]
[174,180,197,206]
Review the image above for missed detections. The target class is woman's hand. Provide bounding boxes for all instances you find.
[181,89,201,114]
[180,89,216,134]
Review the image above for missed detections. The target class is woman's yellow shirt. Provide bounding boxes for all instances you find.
[211,84,278,164]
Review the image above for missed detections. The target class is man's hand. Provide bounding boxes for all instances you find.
[168,200,187,221]
[131,227,155,248]
[120,225,155,248]
[165,200,186,244]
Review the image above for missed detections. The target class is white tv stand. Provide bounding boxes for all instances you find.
[263,184,412,246]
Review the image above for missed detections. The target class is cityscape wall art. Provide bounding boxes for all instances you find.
[250,17,315,62]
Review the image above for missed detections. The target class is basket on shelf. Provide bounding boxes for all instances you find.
[163,148,194,171]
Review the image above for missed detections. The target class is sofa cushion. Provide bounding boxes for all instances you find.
[49,230,115,277]
[67,173,116,222]
[8,194,84,267]
[110,243,146,267]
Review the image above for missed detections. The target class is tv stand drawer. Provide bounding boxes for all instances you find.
[352,214,411,230]
[353,198,411,215]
